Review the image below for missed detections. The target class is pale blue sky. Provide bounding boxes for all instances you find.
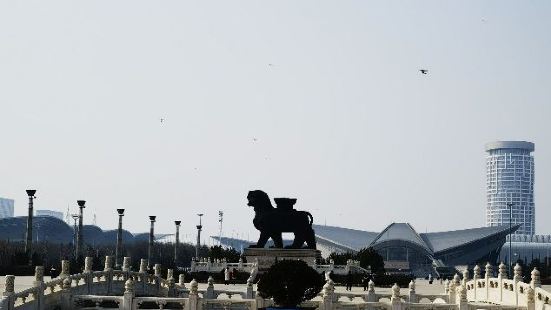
[1,1,550,243]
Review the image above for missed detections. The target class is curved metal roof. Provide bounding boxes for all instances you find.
[312,224,378,250]
[369,223,432,253]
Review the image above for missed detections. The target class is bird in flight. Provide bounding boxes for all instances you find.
[160,118,165,123]
[253,138,258,142]
[419,69,429,75]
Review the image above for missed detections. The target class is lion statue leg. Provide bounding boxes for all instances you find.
[271,233,283,248]
[251,231,270,248]
[304,227,317,249]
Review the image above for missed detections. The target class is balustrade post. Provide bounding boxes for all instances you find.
[84,257,93,294]
[526,286,535,310]
[167,269,176,297]
[1,275,15,310]
[154,264,162,295]
[498,262,507,302]
[485,263,493,303]
[122,257,131,272]
[188,279,199,310]
[122,278,134,310]
[366,280,377,302]
[60,260,70,279]
[391,283,402,310]
[61,277,72,310]
[473,264,481,300]
[408,280,416,303]
[448,278,456,304]
[462,269,469,287]
[139,259,148,295]
[33,266,45,310]
[179,274,186,289]
[246,278,255,299]
[320,279,334,310]
[104,256,114,295]
[206,276,215,299]
[530,268,541,289]
[456,284,468,310]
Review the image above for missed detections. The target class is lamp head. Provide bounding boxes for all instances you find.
[26,190,36,197]
[149,216,156,222]
[117,209,125,215]
[77,200,86,207]
[175,221,181,226]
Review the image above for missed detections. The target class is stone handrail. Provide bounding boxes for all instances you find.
[2,260,550,310]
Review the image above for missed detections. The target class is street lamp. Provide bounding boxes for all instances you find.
[71,214,79,258]
[115,209,125,269]
[507,202,513,277]
[196,214,203,258]
[148,216,156,269]
[218,211,224,246]
[25,190,37,266]
[76,200,86,261]
[174,221,181,267]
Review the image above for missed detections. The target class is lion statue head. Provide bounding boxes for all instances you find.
[247,190,273,213]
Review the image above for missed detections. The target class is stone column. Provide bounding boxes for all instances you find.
[148,216,156,269]
[498,262,507,303]
[76,200,86,261]
[174,221,181,267]
[115,209,125,269]
[448,278,456,304]
[24,190,36,266]
[246,278,254,299]
[139,259,148,295]
[473,264,480,300]
[408,280,416,303]
[526,286,535,310]
[2,275,16,310]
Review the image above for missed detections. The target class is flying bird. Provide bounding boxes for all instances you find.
[160,118,165,123]
[419,69,429,75]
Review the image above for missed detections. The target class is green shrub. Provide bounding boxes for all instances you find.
[257,260,324,308]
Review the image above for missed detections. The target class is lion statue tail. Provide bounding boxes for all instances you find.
[306,212,313,225]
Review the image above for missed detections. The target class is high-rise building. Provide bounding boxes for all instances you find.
[486,141,535,235]
[0,198,15,218]
[36,210,64,221]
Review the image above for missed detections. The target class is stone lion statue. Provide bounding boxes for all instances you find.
[247,190,316,249]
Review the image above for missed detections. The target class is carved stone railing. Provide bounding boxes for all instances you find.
[2,260,551,310]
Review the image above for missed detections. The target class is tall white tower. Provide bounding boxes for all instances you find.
[485,141,535,235]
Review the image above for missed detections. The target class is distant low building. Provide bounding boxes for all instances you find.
[35,209,64,220]
[0,197,14,219]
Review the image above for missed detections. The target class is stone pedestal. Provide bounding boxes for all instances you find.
[243,248,321,272]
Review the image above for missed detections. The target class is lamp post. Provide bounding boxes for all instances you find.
[196,214,203,258]
[76,200,86,261]
[71,214,79,258]
[115,209,125,269]
[148,216,156,269]
[218,211,224,246]
[507,202,513,277]
[24,190,36,266]
[174,221,181,267]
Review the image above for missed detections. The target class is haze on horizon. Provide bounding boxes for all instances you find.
[1,1,550,244]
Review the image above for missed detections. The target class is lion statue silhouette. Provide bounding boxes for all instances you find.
[247,190,316,249]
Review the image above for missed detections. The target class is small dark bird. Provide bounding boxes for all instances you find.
[253,138,258,142]
[268,64,274,67]
[160,118,165,123]
[419,69,429,75]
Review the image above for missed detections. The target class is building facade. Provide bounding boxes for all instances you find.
[35,209,64,220]
[486,141,535,235]
[0,198,14,219]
